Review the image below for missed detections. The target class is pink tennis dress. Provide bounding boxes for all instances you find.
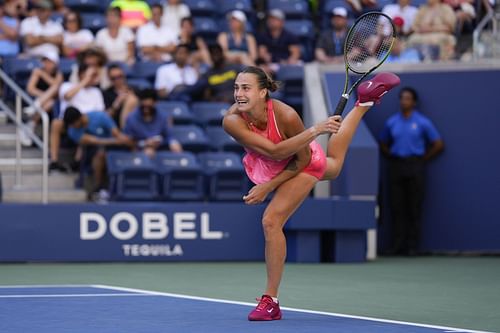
[242,100,327,185]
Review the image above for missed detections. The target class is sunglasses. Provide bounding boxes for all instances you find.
[110,74,125,81]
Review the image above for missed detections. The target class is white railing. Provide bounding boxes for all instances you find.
[473,0,497,59]
[0,68,49,203]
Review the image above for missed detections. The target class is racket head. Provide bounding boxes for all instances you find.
[344,12,396,75]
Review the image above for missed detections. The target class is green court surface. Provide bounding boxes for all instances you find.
[0,256,498,332]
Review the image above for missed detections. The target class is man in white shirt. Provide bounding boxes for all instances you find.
[137,4,177,62]
[382,0,419,36]
[161,0,190,37]
[155,44,198,100]
[50,64,105,172]
[20,0,63,57]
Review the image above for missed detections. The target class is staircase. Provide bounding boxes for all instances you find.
[474,0,500,59]
[0,112,86,203]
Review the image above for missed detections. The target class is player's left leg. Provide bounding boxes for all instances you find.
[248,172,318,321]
[322,72,401,180]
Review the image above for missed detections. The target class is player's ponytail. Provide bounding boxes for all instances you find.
[240,66,281,99]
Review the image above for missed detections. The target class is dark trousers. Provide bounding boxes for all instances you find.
[388,157,425,254]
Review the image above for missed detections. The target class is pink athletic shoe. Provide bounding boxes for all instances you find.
[248,295,282,321]
[356,72,401,106]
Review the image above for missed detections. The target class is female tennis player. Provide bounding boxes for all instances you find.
[223,66,400,321]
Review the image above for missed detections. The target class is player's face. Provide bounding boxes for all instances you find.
[234,73,267,112]
[399,91,416,111]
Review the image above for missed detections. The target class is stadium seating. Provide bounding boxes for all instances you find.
[127,78,153,91]
[191,102,230,127]
[81,13,106,34]
[156,151,205,200]
[267,0,310,19]
[169,124,210,153]
[214,0,253,15]
[205,126,244,154]
[183,0,216,17]
[193,17,219,43]
[156,101,195,125]
[129,61,165,83]
[58,58,77,81]
[66,0,102,13]
[197,152,249,201]
[106,151,160,201]
[3,58,41,88]
[275,64,304,111]
[284,19,315,61]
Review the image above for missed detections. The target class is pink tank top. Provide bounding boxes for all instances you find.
[241,100,293,184]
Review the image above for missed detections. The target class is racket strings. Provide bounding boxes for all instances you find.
[345,14,394,73]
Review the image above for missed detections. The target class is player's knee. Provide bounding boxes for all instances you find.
[261,214,284,236]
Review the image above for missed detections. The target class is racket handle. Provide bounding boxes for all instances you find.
[333,95,348,116]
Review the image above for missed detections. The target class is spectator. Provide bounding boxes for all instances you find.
[154,44,198,100]
[53,0,69,15]
[21,50,63,146]
[4,0,26,19]
[62,11,94,59]
[136,4,177,62]
[347,0,380,15]
[63,106,133,202]
[95,7,135,65]
[191,43,241,103]
[50,64,104,172]
[178,16,210,68]
[70,46,110,89]
[19,0,63,57]
[379,87,444,256]
[406,0,457,61]
[217,10,257,66]
[124,89,182,159]
[257,9,301,71]
[103,63,139,128]
[315,7,349,64]
[442,0,476,35]
[161,0,190,37]
[110,0,151,30]
[382,0,418,37]
[0,0,20,58]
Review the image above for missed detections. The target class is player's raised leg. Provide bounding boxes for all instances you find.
[323,72,401,180]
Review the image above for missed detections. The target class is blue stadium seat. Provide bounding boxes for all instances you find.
[81,13,106,34]
[214,0,252,15]
[127,78,153,91]
[197,152,249,201]
[129,61,165,83]
[323,0,351,15]
[156,101,195,125]
[155,151,205,200]
[205,126,244,154]
[284,19,315,61]
[191,102,230,127]
[3,58,41,88]
[66,0,102,13]
[267,0,310,19]
[170,125,210,153]
[106,151,160,201]
[275,64,304,109]
[58,58,77,81]
[193,17,219,43]
[184,0,216,17]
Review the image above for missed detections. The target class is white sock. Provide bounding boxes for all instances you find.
[271,296,278,303]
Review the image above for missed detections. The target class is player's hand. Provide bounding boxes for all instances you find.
[314,116,342,135]
[243,183,273,205]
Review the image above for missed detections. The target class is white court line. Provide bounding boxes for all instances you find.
[93,284,495,333]
[0,284,92,289]
[0,293,150,299]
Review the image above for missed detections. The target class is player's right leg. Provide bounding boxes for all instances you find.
[322,72,400,180]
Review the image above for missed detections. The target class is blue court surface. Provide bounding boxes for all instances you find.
[0,285,492,333]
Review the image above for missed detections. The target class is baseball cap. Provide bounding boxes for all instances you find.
[268,9,285,20]
[229,10,247,23]
[393,16,404,27]
[34,0,53,10]
[332,7,348,18]
[41,50,59,64]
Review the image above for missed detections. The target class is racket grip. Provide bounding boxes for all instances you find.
[333,96,348,116]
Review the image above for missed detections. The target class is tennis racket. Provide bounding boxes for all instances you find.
[333,11,396,116]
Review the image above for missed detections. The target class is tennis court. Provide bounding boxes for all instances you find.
[0,258,498,333]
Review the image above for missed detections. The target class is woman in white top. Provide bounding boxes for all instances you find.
[161,0,190,37]
[95,7,135,65]
[62,11,94,58]
[216,10,257,66]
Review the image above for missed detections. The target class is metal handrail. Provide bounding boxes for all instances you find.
[0,68,49,203]
[473,0,496,59]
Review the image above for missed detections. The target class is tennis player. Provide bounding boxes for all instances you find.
[223,66,400,321]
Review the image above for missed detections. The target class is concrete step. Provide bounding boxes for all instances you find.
[0,124,16,134]
[1,171,78,190]
[0,133,16,147]
[2,188,87,203]
[0,148,43,159]
[0,158,43,172]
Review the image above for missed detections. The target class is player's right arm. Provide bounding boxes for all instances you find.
[223,104,340,161]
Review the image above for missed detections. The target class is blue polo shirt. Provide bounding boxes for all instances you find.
[379,110,441,158]
[123,109,172,145]
[68,111,116,143]
[0,16,20,56]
